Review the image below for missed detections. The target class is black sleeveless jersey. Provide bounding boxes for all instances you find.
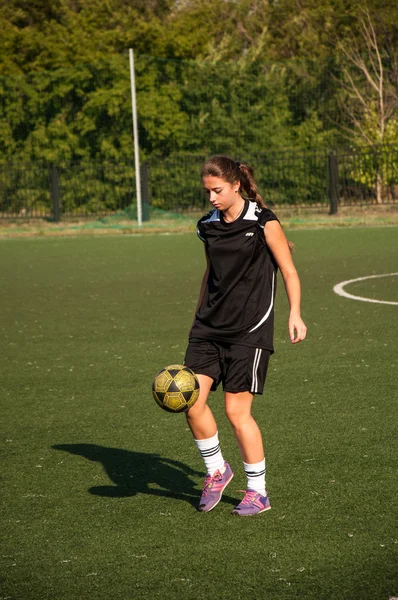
[190,199,279,352]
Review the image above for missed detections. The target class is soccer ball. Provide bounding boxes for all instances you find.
[152,364,200,413]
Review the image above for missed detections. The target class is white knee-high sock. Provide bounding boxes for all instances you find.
[243,459,266,496]
[194,432,225,476]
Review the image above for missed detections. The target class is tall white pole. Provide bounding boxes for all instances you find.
[129,48,142,227]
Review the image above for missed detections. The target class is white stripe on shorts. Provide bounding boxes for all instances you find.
[251,348,262,394]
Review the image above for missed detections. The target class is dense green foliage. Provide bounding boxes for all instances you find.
[1,0,397,161]
[0,1,397,212]
[1,230,397,599]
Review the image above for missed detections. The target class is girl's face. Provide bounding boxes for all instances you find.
[202,176,241,211]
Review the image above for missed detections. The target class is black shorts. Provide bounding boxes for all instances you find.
[184,340,271,395]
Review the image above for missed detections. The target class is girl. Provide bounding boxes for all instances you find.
[184,155,307,516]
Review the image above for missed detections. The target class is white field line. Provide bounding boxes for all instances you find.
[333,273,398,306]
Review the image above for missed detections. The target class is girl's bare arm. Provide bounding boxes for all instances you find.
[264,220,307,344]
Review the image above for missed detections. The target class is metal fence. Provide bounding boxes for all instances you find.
[0,162,136,220]
[1,145,397,220]
[149,146,398,213]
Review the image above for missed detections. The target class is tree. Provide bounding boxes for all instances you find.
[337,7,398,202]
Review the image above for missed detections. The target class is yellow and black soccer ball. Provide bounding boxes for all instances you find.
[152,364,200,413]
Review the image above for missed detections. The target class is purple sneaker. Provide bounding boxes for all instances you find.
[232,490,271,516]
[198,462,234,512]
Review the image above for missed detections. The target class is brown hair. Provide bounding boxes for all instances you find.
[201,155,294,252]
[200,155,266,209]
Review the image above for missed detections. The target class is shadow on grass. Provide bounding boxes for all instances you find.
[53,443,238,509]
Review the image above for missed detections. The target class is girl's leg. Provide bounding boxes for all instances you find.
[185,374,217,440]
[186,375,234,512]
[225,391,267,498]
[224,391,264,463]
[186,374,226,475]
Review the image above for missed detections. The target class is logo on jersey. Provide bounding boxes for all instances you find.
[245,232,254,237]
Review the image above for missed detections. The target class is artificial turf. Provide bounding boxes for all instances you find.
[1,228,397,600]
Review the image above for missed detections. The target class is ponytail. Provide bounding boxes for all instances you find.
[236,162,266,209]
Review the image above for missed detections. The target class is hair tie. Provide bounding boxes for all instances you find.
[236,161,241,169]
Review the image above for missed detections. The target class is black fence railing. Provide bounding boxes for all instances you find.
[149,146,398,212]
[0,162,137,220]
[1,146,397,220]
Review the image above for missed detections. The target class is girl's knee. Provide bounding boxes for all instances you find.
[225,404,251,428]
[186,399,209,421]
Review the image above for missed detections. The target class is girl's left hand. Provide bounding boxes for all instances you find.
[289,315,307,344]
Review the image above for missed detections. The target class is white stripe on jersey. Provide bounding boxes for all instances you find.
[251,348,262,393]
[248,272,275,333]
[243,202,260,221]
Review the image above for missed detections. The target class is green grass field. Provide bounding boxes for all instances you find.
[1,228,397,600]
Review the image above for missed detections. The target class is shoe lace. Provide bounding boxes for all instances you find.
[202,470,222,497]
[239,490,257,506]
